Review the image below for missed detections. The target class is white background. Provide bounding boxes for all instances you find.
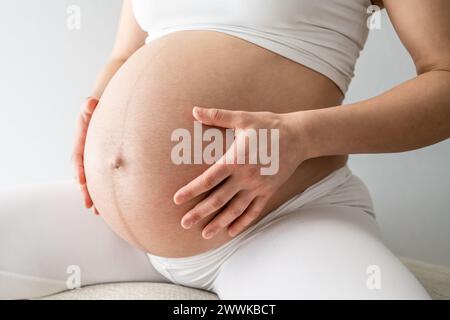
[0,0,449,267]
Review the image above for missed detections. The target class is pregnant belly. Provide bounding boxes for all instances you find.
[84,30,346,257]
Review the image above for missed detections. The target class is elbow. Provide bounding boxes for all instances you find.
[416,66,450,76]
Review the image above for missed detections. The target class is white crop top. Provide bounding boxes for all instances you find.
[131,0,372,94]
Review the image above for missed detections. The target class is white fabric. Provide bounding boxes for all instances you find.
[0,181,168,300]
[131,0,372,94]
[41,258,450,300]
[148,165,430,299]
[0,166,430,299]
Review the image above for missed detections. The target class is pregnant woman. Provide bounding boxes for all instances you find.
[2,0,449,299]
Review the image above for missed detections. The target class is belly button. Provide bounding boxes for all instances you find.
[109,156,124,170]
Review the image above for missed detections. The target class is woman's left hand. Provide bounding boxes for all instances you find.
[173,106,310,239]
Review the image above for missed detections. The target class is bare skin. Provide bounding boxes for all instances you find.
[73,0,450,258]
[82,30,346,257]
[175,0,450,240]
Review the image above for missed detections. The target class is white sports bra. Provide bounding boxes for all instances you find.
[131,0,372,94]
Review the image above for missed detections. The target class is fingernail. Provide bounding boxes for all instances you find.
[182,220,192,229]
[193,106,201,116]
[203,230,214,239]
[174,194,183,204]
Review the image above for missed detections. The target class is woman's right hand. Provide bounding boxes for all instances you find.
[72,97,100,215]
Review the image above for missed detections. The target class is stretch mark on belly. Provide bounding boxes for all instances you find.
[107,48,165,252]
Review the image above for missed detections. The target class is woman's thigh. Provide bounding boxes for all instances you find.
[213,205,430,299]
[0,180,168,299]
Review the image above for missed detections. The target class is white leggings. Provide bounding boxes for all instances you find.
[0,166,430,299]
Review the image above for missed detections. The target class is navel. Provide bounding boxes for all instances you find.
[109,155,124,170]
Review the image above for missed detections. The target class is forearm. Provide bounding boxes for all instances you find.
[296,70,450,159]
[89,58,126,99]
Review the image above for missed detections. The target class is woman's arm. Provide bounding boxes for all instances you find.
[89,0,147,98]
[174,0,450,239]
[296,0,450,159]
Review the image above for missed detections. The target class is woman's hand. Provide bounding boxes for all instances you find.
[72,97,100,215]
[174,106,309,239]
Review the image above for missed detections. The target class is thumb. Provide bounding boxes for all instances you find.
[193,106,243,128]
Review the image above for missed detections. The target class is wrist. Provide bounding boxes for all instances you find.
[298,106,348,159]
[281,111,315,164]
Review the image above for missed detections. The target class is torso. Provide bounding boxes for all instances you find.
[84,30,348,257]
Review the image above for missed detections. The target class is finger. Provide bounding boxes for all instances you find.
[72,99,99,183]
[180,179,239,229]
[76,101,97,138]
[80,183,93,208]
[227,196,269,237]
[174,162,231,204]
[71,121,88,170]
[82,97,99,115]
[193,106,245,128]
[74,163,85,188]
[72,139,86,168]
[72,152,84,185]
[201,191,254,239]
[74,98,98,144]
[72,122,86,160]
[77,165,86,185]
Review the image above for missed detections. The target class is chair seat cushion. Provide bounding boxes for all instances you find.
[41,282,218,300]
